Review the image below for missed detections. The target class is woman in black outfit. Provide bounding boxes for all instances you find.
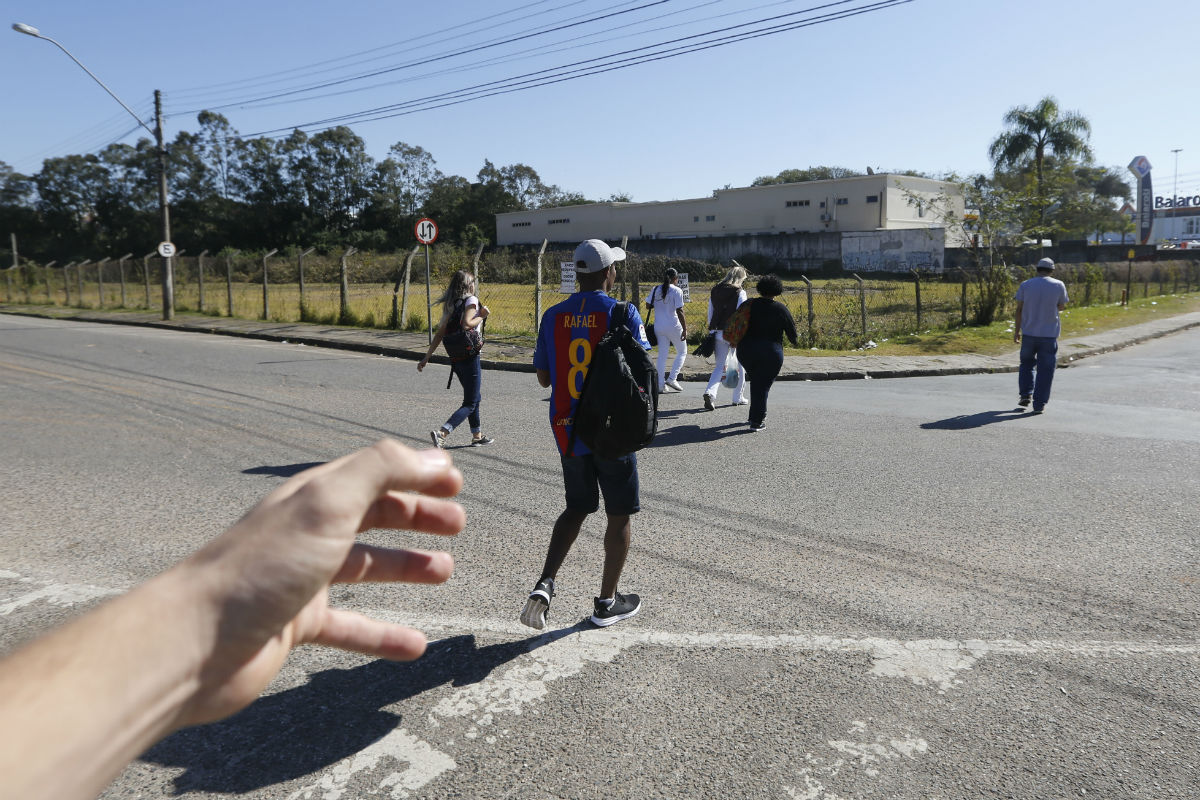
[736,274,799,431]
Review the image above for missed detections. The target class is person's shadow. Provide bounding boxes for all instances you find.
[920,408,1034,430]
[142,626,582,794]
[242,462,325,478]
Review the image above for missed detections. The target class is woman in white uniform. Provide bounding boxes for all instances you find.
[645,268,687,392]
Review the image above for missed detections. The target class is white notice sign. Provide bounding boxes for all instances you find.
[560,261,576,294]
[678,272,690,302]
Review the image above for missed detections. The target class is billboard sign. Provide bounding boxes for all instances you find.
[1128,156,1154,245]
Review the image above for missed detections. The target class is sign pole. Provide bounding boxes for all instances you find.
[414,218,439,345]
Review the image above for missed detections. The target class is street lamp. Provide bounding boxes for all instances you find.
[12,22,176,320]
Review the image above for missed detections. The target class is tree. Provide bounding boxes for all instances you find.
[382,142,440,217]
[987,96,1092,205]
[751,166,863,186]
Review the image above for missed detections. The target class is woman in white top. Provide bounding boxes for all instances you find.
[646,268,688,392]
[702,264,748,410]
[417,270,493,448]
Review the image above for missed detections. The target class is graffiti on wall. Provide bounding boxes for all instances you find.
[841,230,944,273]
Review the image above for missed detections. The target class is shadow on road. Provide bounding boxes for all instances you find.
[652,421,752,445]
[142,625,584,793]
[920,408,1035,430]
[242,462,326,477]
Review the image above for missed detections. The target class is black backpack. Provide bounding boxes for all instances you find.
[442,299,484,361]
[568,302,659,459]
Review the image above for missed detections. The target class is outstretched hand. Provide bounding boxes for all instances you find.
[177,439,464,727]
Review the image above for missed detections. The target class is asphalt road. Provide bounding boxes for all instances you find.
[1,313,1197,799]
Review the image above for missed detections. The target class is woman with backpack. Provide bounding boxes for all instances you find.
[645,268,688,392]
[735,274,799,432]
[418,269,494,448]
[701,264,748,411]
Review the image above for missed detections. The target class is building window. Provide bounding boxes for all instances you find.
[819,201,826,208]
[836,198,848,206]
[866,195,878,203]
[705,215,716,222]
[694,216,699,222]
[548,218,570,225]
[511,221,531,227]
[786,200,810,208]
[1187,218,1199,235]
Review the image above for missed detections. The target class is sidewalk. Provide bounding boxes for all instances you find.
[4,302,1200,381]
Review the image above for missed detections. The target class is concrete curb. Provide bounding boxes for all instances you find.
[4,304,1200,382]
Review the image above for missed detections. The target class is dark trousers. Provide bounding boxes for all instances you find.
[444,355,482,432]
[736,338,783,426]
[1018,335,1057,409]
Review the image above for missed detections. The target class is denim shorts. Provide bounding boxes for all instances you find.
[560,452,640,515]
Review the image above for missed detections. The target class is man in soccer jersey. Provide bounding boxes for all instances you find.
[521,239,652,629]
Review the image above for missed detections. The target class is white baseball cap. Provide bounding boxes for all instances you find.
[573,239,626,273]
[1037,257,1055,270]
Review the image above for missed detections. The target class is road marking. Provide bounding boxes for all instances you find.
[0,574,120,616]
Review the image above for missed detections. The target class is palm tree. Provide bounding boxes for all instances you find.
[988,96,1093,200]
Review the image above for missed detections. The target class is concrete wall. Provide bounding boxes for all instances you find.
[841,229,946,273]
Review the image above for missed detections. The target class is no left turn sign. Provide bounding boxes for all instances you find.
[415,218,438,245]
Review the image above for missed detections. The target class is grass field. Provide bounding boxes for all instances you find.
[12,272,1199,357]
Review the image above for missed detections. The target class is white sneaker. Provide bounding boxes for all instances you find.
[733,398,749,406]
[665,379,683,392]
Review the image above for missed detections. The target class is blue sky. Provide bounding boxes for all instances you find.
[3,0,1197,204]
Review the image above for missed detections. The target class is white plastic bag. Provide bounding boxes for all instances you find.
[722,350,739,389]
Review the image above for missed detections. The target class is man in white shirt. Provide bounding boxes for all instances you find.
[1013,257,1069,414]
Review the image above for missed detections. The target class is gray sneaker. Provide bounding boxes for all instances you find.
[520,578,555,630]
[430,430,445,449]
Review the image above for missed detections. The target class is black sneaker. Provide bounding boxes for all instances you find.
[520,577,555,630]
[471,435,495,446]
[749,422,766,432]
[590,593,641,627]
[703,394,715,411]
[1018,395,1032,407]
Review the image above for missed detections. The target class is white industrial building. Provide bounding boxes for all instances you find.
[495,174,966,248]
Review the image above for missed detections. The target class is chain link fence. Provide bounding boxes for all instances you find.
[5,248,1199,350]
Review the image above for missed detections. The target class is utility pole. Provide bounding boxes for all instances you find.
[156,90,174,320]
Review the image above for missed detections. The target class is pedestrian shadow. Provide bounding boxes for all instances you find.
[141,625,583,794]
[920,408,1034,430]
[652,422,752,445]
[655,406,710,420]
[242,462,326,478]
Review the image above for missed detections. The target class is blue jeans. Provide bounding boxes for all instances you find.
[736,338,784,426]
[443,355,481,433]
[1018,335,1058,409]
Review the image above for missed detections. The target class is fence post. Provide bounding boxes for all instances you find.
[261,249,278,320]
[95,257,111,308]
[43,260,56,303]
[194,250,207,313]
[619,236,629,301]
[960,268,968,325]
[3,266,10,303]
[225,250,237,316]
[800,274,815,345]
[852,272,867,337]
[7,233,16,302]
[297,247,314,317]
[399,245,418,329]
[117,253,131,307]
[63,262,74,305]
[76,259,90,306]
[339,247,356,325]
[910,268,922,330]
[1107,268,1113,303]
[142,251,154,308]
[534,239,548,335]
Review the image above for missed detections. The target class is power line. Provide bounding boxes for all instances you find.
[184,0,673,113]
[169,0,592,101]
[246,0,909,137]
